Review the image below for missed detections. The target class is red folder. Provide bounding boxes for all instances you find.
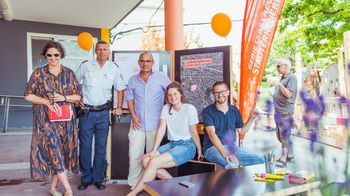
[48,104,73,122]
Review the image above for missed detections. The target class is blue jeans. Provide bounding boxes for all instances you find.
[79,110,109,184]
[204,145,264,169]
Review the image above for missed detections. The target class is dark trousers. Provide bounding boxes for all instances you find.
[79,110,109,184]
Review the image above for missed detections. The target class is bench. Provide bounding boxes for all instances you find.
[163,130,220,177]
[177,159,217,176]
[165,157,220,177]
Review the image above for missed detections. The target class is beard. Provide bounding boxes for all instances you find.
[216,96,227,104]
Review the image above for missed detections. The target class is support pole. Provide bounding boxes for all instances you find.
[164,0,184,51]
[343,31,350,97]
[3,97,10,133]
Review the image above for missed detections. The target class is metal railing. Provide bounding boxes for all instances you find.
[0,95,32,133]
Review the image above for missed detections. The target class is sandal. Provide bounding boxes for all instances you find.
[64,190,73,196]
[49,190,63,196]
[286,156,295,161]
[276,159,287,168]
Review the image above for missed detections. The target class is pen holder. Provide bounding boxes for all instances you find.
[264,155,275,174]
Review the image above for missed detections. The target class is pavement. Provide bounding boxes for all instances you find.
[0,122,348,195]
[0,129,146,196]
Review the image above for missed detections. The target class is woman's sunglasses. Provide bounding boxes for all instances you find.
[46,53,60,57]
[276,64,285,68]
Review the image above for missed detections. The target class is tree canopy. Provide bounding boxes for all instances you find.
[270,0,350,68]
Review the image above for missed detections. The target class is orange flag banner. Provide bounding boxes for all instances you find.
[239,0,285,123]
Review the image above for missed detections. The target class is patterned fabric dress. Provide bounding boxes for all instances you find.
[24,65,82,180]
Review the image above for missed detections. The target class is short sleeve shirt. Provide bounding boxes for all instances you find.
[160,103,198,141]
[125,72,171,131]
[75,60,126,106]
[202,104,243,153]
[273,72,298,115]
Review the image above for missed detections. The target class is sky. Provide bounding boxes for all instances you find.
[111,0,245,51]
[110,0,246,76]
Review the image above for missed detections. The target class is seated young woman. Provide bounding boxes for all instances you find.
[127,82,202,196]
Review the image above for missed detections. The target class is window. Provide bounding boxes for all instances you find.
[27,33,97,79]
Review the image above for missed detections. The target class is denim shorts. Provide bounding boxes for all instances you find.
[157,139,196,166]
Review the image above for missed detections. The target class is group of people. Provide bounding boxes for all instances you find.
[25,40,297,196]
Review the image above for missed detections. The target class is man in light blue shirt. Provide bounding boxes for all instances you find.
[126,52,171,188]
[75,41,126,190]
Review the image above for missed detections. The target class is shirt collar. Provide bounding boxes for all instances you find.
[138,71,154,79]
[93,60,109,68]
[211,103,234,112]
[44,64,50,74]
[282,72,292,78]
[44,64,64,76]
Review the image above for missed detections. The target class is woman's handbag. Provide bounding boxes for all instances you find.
[48,104,73,122]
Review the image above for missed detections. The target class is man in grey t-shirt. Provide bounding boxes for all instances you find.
[273,57,297,167]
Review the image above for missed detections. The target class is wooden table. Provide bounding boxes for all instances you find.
[144,164,320,196]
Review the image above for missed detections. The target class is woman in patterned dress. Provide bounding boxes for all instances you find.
[24,41,82,196]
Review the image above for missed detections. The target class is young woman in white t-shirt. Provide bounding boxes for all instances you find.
[127,82,202,196]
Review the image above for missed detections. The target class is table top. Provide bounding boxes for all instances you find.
[144,164,320,196]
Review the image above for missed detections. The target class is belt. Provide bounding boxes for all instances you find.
[84,101,112,112]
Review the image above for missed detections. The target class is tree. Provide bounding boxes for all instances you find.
[269,0,350,68]
[140,27,204,50]
[141,27,164,50]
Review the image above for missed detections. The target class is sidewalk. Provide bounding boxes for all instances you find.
[0,129,144,196]
[0,126,347,195]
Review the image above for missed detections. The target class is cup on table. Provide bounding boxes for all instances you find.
[264,154,275,174]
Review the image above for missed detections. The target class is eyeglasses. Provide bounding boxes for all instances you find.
[213,90,228,96]
[139,60,153,64]
[46,53,60,57]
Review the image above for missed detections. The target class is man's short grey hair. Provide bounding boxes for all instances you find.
[276,57,292,68]
[139,51,154,60]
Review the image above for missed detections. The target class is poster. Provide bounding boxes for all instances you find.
[175,46,231,121]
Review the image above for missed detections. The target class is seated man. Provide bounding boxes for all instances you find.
[202,81,264,169]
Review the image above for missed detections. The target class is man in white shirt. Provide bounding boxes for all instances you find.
[75,40,126,190]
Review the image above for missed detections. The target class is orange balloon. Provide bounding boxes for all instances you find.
[211,13,232,37]
[77,32,93,51]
